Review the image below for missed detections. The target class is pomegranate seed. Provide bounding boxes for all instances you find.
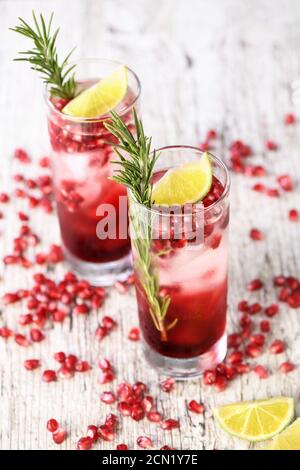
[102,316,117,330]
[227,350,243,364]
[160,377,175,393]
[246,344,263,358]
[98,425,115,441]
[239,314,252,328]
[116,444,128,450]
[3,292,20,305]
[137,436,153,449]
[279,361,295,374]
[161,419,179,431]
[58,366,74,380]
[249,302,262,315]
[47,419,59,433]
[77,437,93,450]
[247,279,263,291]
[235,363,251,374]
[30,328,45,342]
[65,354,77,370]
[265,140,277,151]
[199,141,210,151]
[147,411,162,422]
[206,129,217,140]
[252,183,266,193]
[24,359,40,370]
[214,375,227,392]
[288,291,300,308]
[74,303,89,315]
[274,275,286,287]
[277,174,293,192]
[224,365,237,381]
[19,314,33,326]
[87,425,98,442]
[250,334,265,346]
[241,325,252,339]
[278,287,290,302]
[118,401,131,416]
[141,395,154,413]
[95,326,108,341]
[216,363,227,375]
[203,369,216,385]
[265,304,279,317]
[105,413,118,430]
[269,339,285,354]
[75,360,90,372]
[0,192,10,203]
[188,400,205,414]
[250,228,264,241]
[267,188,280,197]
[53,351,66,363]
[39,156,50,167]
[0,327,13,338]
[253,365,269,379]
[289,209,299,222]
[227,333,242,348]
[98,358,112,371]
[260,320,271,333]
[131,404,145,421]
[100,391,116,404]
[99,370,115,384]
[42,370,57,383]
[115,280,128,294]
[133,381,147,398]
[161,445,176,450]
[287,276,299,290]
[238,300,249,312]
[52,428,67,444]
[15,333,30,347]
[14,148,31,163]
[128,327,140,341]
[284,113,296,125]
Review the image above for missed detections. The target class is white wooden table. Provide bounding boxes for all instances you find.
[1,0,300,450]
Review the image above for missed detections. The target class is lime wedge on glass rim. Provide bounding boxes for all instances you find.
[214,397,295,442]
[151,152,213,206]
[62,65,128,118]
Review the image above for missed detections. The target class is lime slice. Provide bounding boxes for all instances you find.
[214,397,294,442]
[264,418,300,450]
[151,152,213,206]
[62,65,128,118]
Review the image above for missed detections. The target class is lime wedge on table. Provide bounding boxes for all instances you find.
[214,397,294,442]
[62,65,128,118]
[264,417,300,450]
[151,152,212,206]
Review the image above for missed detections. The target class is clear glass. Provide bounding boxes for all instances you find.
[45,59,141,285]
[129,146,230,379]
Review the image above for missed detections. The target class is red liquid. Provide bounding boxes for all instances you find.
[47,87,136,264]
[134,176,229,359]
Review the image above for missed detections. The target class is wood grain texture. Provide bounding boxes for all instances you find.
[0,0,300,450]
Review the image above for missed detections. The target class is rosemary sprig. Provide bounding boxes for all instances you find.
[105,110,176,341]
[10,11,76,99]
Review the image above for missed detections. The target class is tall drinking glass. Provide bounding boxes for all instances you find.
[45,59,141,285]
[129,146,230,379]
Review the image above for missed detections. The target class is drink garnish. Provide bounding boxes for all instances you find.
[214,397,294,442]
[105,110,174,341]
[151,153,213,205]
[11,11,77,99]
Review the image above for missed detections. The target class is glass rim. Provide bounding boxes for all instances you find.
[129,145,231,217]
[44,57,141,123]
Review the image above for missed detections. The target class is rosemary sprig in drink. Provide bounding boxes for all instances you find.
[105,110,176,341]
[10,11,76,99]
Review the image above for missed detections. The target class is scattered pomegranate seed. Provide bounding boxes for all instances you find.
[265,140,277,151]
[214,375,227,392]
[247,279,264,291]
[75,360,90,372]
[116,444,128,450]
[249,228,264,241]
[277,174,293,192]
[47,419,59,433]
[266,188,280,198]
[246,344,263,358]
[0,192,10,203]
[87,425,98,442]
[289,209,299,222]
[15,333,30,347]
[279,362,295,374]
[235,363,251,374]
[137,436,153,449]
[0,327,13,338]
[260,320,271,333]
[288,291,300,308]
[100,391,116,404]
[252,183,266,193]
[253,365,269,379]
[42,370,57,383]
[14,148,31,163]
[269,339,285,354]
[203,369,216,385]
[77,437,93,450]
[73,303,89,315]
[128,327,140,341]
[147,411,162,422]
[188,400,205,414]
[95,326,108,341]
[98,425,115,441]
[131,404,145,421]
[24,359,40,370]
[238,300,249,312]
[249,302,262,315]
[30,328,45,342]
[160,377,175,393]
[284,113,296,125]
[53,351,66,363]
[117,401,131,416]
[3,292,20,304]
[99,370,115,384]
[227,350,243,364]
[250,334,265,346]
[52,428,67,444]
[39,156,50,167]
[206,129,217,140]
[265,304,279,317]
[199,141,210,151]
[227,333,242,348]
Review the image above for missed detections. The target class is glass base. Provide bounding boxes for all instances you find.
[62,244,133,286]
[142,333,227,380]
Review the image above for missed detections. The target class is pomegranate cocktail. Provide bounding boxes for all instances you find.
[106,108,230,379]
